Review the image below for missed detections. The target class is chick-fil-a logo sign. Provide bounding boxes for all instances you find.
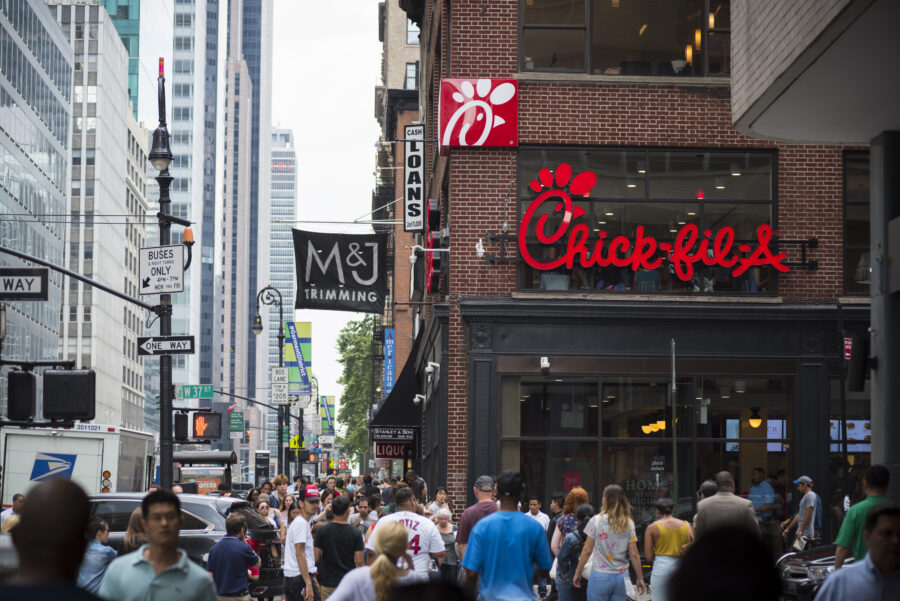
[519,164,790,281]
[439,79,518,148]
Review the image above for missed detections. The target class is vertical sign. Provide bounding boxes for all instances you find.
[404,124,425,232]
[286,321,311,394]
[383,329,395,397]
[320,396,335,436]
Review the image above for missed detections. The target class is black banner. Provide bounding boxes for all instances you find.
[292,229,388,313]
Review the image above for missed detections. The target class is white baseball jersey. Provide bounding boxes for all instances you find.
[365,510,444,576]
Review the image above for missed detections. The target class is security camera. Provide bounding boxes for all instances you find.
[425,362,440,376]
[413,394,425,405]
[540,356,550,374]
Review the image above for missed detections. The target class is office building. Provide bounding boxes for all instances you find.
[0,0,72,414]
[51,1,147,428]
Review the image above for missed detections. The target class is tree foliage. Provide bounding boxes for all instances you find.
[336,315,376,460]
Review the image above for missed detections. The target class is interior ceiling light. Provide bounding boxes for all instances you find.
[649,423,660,433]
[735,380,746,393]
[641,424,652,434]
[749,407,763,429]
[657,418,666,430]
[639,24,647,36]
[731,163,741,176]
[637,161,646,174]
[694,28,702,50]
[685,44,693,65]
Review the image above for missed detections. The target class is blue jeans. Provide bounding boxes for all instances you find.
[556,576,587,601]
[586,572,626,601]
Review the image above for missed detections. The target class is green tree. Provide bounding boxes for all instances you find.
[336,315,376,460]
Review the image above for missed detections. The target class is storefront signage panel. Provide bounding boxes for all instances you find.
[372,427,414,442]
[375,441,411,459]
[439,79,518,148]
[518,163,791,281]
[404,124,425,232]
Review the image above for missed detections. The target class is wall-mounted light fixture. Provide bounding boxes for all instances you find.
[413,394,425,405]
[409,244,450,265]
[748,407,763,429]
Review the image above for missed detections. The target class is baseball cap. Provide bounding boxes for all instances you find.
[793,475,813,485]
[301,484,321,500]
[474,475,494,492]
[496,470,524,498]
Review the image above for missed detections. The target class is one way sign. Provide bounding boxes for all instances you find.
[137,335,195,356]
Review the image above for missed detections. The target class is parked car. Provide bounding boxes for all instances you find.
[776,543,850,601]
[89,493,283,600]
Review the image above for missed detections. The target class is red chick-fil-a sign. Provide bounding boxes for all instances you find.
[439,78,518,148]
[518,163,790,281]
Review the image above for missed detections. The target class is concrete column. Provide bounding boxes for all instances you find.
[869,131,900,502]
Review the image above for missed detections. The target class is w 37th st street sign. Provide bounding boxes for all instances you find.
[137,335,195,356]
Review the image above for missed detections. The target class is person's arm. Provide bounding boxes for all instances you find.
[354,549,364,567]
[551,525,564,556]
[430,550,446,564]
[628,541,646,595]
[463,569,480,596]
[314,547,323,564]
[295,542,314,601]
[644,523,657,563]
[572,535,595,589]
[798,505,813,538]
[834,545,850,569]
[457,542,467,562]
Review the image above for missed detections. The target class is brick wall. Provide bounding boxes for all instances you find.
[418,0,862,506]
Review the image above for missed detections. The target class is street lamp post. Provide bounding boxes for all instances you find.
[149,59,175,490]
[253,285,285,475]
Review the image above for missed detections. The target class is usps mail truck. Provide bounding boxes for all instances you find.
[0,424,155,505]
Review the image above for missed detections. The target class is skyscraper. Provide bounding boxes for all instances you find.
[265,127,296,459]
[50,1,148,428]
[0,0,72,413]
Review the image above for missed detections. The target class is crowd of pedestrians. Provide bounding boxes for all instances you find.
[0,464,897,601]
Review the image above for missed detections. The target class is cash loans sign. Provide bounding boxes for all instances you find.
[518,163,790,281]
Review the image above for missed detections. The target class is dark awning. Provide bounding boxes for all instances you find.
[370,331,421,427]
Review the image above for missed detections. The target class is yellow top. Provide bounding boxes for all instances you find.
[653,520,691,557]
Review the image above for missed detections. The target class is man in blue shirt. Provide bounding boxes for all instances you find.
[77,518,118,594]
[749,467,779,554]
[463,471,553,601]
[207,513,261,600]
[815,503,900,601]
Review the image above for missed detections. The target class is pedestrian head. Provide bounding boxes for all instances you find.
[11,479,90,584]
[752,467,766,484]
[550,495,565,514]
[600,484,633,534]
[332,493,351,517]
[319,488,335,508]
[793,475,812,493]
[563,487,589,515]
[247,488,260,504]
[528,495,542,515]
[410,479,426,504]
[147,485,160,493]
[405,469,418,484]
[260,480,273,494]
[142,489,183,549]
[473,475,495,500]
[358,497,370,516]
[715,471,735,492]
[225,513,247,537]
[496,470,524,505]
[654,497,675,518]
[369,493,383,514]
[364,474,373,485]
[280,493,295,513]
[575,503,594,537]
[88,517,110,544]
[669,526,780,601]
[325,476,336,489]
[123,506,147,552]
[433,486,448,504]
[171,484,184,494]
[288,505,302,524]
[436,507,452,527]
[337,477,345,488]
[371,521,411,601]
[10,493,24,513]
[699,480,717,500]
[394,486,416,510]
[300,484,322,517]
[864,502,900,576]
[864,464,890,494]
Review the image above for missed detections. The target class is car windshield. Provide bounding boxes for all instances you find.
[227,503,270,528]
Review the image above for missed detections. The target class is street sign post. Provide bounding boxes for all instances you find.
[271,383,289,405]
[139,245,184,295]
[137,335,195,356]
[179,384,213,399]
[0,268,49,301]
[229,411,244,432]
[271,366,289,384]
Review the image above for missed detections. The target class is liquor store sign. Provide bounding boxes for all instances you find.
[519,163,791,281]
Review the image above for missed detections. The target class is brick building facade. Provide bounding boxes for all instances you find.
[376,0,872,544]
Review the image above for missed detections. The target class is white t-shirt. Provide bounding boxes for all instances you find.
[283,515,317,577]
[528,510,550,531]
[326,566,426,601]
[0,508,14,527]
[365,510,444,576]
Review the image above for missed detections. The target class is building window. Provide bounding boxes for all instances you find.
[405,62,418,90]
[517,148,775,294]
[520,0,731,76]
[407,19,419,45]
[843,152,869,295]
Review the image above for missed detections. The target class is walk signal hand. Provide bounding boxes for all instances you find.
[195,415,208,437]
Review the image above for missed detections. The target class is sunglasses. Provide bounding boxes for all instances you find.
[258,505,269,510]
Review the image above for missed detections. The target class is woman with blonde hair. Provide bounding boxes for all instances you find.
[573,484,646,601]
[552,487,590,556]
[121,507,147,554]
[326,521,426,601]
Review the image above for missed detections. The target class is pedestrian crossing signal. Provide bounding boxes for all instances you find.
[192,412,222,439]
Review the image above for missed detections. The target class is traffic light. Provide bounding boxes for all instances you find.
[174,413,189,440]
[7,370,36,420]
[43,369,95,420]
[192,412,222,439]
[246,429,251,442]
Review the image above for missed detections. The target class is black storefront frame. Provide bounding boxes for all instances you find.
[495,372,795,519]
[515,145,780,295]
[458,299,870,543]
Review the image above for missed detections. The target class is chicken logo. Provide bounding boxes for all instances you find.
[439,78,518,148]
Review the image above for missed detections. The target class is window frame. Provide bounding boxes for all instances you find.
[518,0,731,77]
[515,145,779,295]
[842,151,870,296]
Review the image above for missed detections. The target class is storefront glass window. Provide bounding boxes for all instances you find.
[600,377,691,438]
[502,376,599,437]
[695,377,792,439]
[518,148,776,294]
[843,152,870,295]
[521,1,730,77]
[502,440,600,508]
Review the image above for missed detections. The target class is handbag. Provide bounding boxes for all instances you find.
[549,557,558,580]
[792,535,807,552]
[577,530,593,580]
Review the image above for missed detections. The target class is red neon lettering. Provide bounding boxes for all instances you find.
[519,181,789,281]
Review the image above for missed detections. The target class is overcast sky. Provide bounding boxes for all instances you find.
[271,0,383,425]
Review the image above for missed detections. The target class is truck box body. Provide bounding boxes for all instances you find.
[0,424,155,505]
